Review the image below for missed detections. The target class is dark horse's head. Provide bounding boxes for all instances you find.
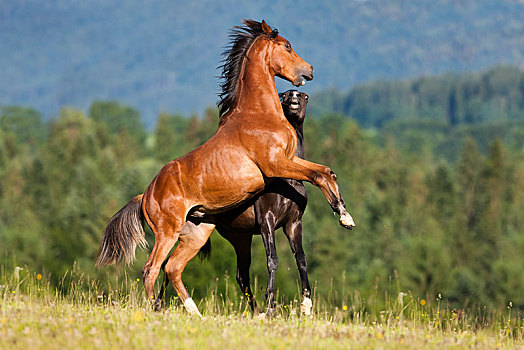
[279,90,309,126]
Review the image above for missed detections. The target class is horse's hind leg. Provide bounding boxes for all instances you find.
[142,228,180,301]
[284,220,312,315]
[154,259,170,311]
[224,233,259,313]
[164,221,215,316]
[258,213,278,314]
[142,204,186,301]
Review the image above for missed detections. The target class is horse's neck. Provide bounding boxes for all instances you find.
[294,125,305,159]
[235,56,283,119]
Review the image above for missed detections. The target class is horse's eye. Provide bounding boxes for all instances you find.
[305,95,309,100]
[285,42,291,51]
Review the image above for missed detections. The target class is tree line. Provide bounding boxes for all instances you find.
[311,66,524,160]
[1,75,523,311]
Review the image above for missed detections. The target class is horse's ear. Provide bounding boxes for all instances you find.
[261,20,272,33]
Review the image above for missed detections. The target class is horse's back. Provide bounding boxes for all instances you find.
[144,127,266,216]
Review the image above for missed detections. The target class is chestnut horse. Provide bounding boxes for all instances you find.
[157,90,313,315]
[96,19,355,316]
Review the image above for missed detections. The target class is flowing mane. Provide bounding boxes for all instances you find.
[217,19,278,120]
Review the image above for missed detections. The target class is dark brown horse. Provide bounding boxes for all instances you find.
[157,90,312,315]
[96,19,355,316]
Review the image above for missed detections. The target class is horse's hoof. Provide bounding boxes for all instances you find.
[183,297,202,317]
[265,307,276,317]
[339,214,355,229]
[301,297,312,315]
[153,300,163,312]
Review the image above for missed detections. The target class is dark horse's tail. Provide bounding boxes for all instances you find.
[198,237,212,260]
[96,194,148,267]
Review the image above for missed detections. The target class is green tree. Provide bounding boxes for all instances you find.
[89,101,146,149]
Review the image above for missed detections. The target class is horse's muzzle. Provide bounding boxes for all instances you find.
[293,66,314,87]
[303,65,314,81]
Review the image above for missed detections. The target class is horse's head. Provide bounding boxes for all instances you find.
[258,20,314,87]
[218,20,314,118]
[279,90,308,125]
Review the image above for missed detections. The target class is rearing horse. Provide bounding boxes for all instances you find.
[96,19,355,315]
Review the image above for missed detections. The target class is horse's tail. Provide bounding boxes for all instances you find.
[198,237,212,261]
[96,194,148,267]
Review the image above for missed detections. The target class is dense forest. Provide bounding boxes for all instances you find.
[312,66,524,160]
[1,67,523,312]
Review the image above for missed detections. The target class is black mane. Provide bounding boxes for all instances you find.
[217,19,277,121]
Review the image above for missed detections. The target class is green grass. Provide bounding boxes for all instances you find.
[1,266,523,349]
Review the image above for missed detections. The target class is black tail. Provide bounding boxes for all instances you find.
[96,194,148,267]
[198,237,212,261]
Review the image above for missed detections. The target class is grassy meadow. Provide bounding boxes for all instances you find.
[1,266,523,349]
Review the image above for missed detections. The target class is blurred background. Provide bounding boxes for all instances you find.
[1,0,523,310]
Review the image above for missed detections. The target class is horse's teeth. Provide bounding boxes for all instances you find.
[301,80,306,86]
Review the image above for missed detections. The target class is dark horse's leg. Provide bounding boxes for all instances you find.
[258,213,278,314]
[223,233,259,313]
[155,259,170,311]
[283,220,312,315]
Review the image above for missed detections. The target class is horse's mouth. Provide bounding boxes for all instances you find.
[289,103,300,110]
[293,72,314,87]
[292,77,305,87]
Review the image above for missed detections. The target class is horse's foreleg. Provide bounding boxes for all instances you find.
[259,156,355,229]
[292,157,354,228]
[164,222,215,317]
[284,220,312,315]
[258,213,278,314]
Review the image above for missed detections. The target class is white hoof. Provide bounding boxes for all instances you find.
[339,213,355,229]
[183,298,202,317]
[301,297,312,315]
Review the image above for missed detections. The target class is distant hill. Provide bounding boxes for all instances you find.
[2,0,524,126]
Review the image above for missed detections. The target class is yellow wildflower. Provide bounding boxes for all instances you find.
[36,274,42,280]
[342,305,348,311]
[420,299,426,306]
[133,311,145,322]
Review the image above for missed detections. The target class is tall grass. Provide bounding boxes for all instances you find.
[1,265,523,349]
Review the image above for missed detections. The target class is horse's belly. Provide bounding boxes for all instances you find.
[196,161,265,212]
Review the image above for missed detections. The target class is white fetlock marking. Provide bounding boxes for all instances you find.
[340,213,355,227]
[183,297,202,317]
[301,297,312,315]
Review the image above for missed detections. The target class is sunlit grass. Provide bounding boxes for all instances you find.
[1,266,522,349]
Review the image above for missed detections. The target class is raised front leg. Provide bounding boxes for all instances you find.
[283,220,312,315]
[258,155,355,229]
